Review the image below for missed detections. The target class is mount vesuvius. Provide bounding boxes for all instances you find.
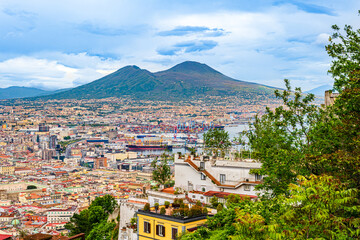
[38,61,275,100]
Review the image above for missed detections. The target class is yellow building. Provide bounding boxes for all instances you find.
[0,166,15,175]
[137,210,207,240]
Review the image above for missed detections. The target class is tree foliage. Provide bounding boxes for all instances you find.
[151,153,172,186]
[182,176,360,240]
[64,195,117,238]
[203,128,231,156]
[91,194,117,215]
[86,220,117,240]
[181,12,360,240]
[326,12,360,93]
[246,79,321,196]
[323,18,360,190]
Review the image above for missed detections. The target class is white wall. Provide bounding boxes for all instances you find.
[175,157,261,196]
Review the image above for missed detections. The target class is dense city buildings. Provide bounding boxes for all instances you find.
[0,96,289,238]
[0,95,325,239]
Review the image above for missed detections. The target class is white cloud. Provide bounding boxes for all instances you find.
[315,33,331,45]
[0,0,359,91]
[0,54,124,89]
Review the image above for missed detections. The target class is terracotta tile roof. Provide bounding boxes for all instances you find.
[161,187,175,194]
[0,234,12,240]
[203,191,257,199]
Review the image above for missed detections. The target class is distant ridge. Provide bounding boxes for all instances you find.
[0,86,73,100]
[35,61,277,100]
[0,86,50,99]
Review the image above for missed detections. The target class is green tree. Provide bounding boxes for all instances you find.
[151,153,172,186]
[91,195,117,215]
[203,128,231,157]
[65,195,117,237]
[65,209,91,236]
[322,18,360,190]
[88,206,107,226]
[182,175,360,240]
[216,204,223,212]
[245,79,320,196]
[269,175,360,239]
[326,12,360,93]
[180,11,360,240]
[86,220,117,240]
[26,185,37,190]
[187,147,197,156]
[210,196,219,208]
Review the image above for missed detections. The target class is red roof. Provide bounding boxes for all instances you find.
[161,187,175,194]
[203,191,257,199]
[0,234,12,240]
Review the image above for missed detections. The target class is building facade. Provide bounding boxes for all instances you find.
[137,210,207,240]
[46,206,78,223]
[174,154,262,196]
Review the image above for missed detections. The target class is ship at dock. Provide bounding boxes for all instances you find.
[126,145,173,151]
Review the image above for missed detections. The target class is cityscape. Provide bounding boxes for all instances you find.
[0,1,359,240]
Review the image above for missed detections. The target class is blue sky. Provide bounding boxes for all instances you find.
[0,0,359,91]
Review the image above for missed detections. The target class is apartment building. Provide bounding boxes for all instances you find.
[46,206,78,223]
[174,154,263,197]
[0,165,15,175]
[137,209,207,240]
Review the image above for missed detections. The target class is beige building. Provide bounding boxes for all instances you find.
[0,165,15,175]
[105,152,137,162]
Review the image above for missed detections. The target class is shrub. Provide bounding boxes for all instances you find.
[210,196,219,208]
[202,207,208,214]
[144,203,150,212]
[216,203,223,212]
[164,201,170,208]
[154,203,159,212]
[172,198,184,208]
[189,205,203,217]
[171,207,190,217]
[160,207,166,215]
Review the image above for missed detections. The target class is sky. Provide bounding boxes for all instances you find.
[0,0,359,91]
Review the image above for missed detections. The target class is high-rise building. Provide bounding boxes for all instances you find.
[39,123,49,132]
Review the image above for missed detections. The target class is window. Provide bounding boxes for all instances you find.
[255,174,262,181]
[172,227,178,240]
[201,173,206,180]
[156,224,165,237]
[220,174,226,184]
[144,221,151,233]
[244,185,250,191]
[200,162,205,170]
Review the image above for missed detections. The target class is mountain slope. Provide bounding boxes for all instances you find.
[0,86,50,99]
[39,61,276,100]
[305,84,332,96]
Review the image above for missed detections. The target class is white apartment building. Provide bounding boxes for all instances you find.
[174,154,263,197]
[147,189,186,206]
[46,206,78,223]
